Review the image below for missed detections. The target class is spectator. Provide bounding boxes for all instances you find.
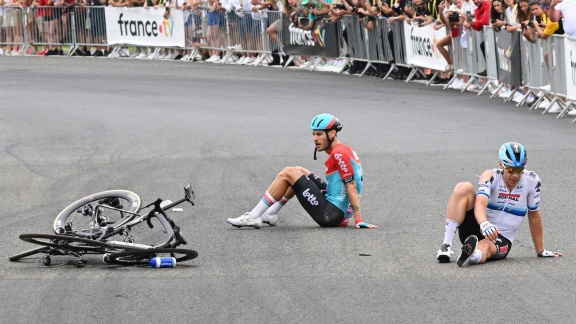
[462,0,491,78]
[89,0,108,57]
[503,0,515,25]
[549,0,575,37]
[49,0,65,55]
[73,0,92,56]
[490,0,507,31]
[505,0,531,32]
[204,0,224,62]
[435,0,465,83]
[174,0,199,60]
[234,0,254,64]
[59,0,77,53]
[409,0,434,27]
[3,0,24,55]
[266,0,284,57]
[524,0,561,42]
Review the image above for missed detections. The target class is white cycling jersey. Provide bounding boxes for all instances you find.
[477,168,541,242]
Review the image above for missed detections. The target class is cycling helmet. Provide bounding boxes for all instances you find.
[499,142,527,167]
[310,114,343,160]
[310,113,343,132]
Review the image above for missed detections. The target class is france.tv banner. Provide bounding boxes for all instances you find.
[105,7,185,47]
[403,21,448,71]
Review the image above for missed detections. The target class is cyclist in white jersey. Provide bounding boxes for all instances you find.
[436,142,562,266]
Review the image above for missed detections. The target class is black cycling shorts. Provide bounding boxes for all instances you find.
[459,208,512,260]
[292,173,344,227]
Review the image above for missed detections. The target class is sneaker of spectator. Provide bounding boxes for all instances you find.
[242,56,255,65]
[0,49,4,56]
[449,78,466,90]
[164,51,175,60]
[537,98,551,109]
[498,89,514,98]
[180,54,190,61]
[546,102,562,113]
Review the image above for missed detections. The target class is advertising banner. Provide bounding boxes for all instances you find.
[402,21,448,71]
[282,15,340,58]
[105,7,185,47]
[494,30,522,87]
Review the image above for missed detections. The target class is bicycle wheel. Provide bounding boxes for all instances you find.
[19,233,114,253]
[104,248,198,266]
[9,246,50,261]
[53,190,141,238]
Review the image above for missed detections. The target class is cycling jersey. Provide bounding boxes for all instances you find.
[477,168,541,242]
[324,144,363,212]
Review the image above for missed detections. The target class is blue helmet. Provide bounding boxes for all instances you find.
[499,142,527,167]
[310,113,343,132]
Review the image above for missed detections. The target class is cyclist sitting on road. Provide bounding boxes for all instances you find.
[436,142,562,266]
[226,113,378,229]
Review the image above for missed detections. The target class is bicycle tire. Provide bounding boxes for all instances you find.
[9,246,50,261]
[19,233,114,253]
[53,190,141,236]
[104,248,198,266]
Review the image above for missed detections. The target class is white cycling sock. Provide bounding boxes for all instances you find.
[443,219,460,246]
[264,197,289,215]
[249,191,277,218]
[469,249,483,264]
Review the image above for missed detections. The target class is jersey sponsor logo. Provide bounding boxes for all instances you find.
[302,188,319,206]
[333,153,349,173]
[352,150,359,161]
[498,193,520,201]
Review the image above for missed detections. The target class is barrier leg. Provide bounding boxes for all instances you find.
[542,96,561,114]
[384,65,397,80]
[426,71,441,86]
[478,80,497,96]
[360,62,372,77]
[282,55,296,69]
[557,100,572,119]
[503,88,517,102]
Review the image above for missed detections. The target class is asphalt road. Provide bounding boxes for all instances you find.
[1,57,575,324]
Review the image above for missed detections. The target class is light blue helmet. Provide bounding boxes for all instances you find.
[310,113,343,132]
[499,142,527,167]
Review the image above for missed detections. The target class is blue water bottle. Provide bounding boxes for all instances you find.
[150,257,177,268]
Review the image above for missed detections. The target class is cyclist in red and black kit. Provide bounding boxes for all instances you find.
[226,113,378,229]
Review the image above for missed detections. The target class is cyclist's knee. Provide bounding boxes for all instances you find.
[278,166,305,181]
[453,182,475,196]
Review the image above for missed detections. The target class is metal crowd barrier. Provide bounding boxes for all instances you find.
[2,9,575,121]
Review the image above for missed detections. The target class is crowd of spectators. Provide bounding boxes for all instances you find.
[0,0,574,114]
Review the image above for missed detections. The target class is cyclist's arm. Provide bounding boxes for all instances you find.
[345,180,362,223]
[474,169,494,225]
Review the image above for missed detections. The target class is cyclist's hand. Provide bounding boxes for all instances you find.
[538,250,563,257]
[355,219,378,229]
[480,221,499,241]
